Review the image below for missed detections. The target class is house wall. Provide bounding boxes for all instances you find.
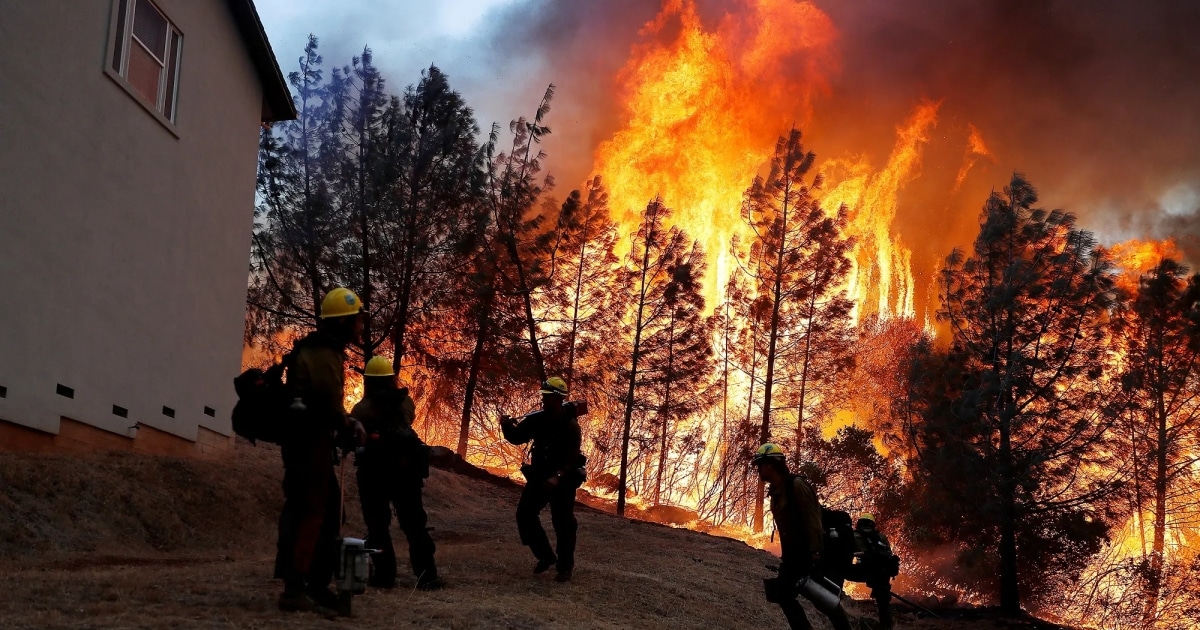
[0,0,264,453]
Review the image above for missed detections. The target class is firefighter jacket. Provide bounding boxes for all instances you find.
[768,474,825,581]
[289,331,348,434]
[351,387,428,478]
[351,387,416,434]
[501,407,583,480]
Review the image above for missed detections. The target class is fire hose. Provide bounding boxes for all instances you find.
[889,591,940,618]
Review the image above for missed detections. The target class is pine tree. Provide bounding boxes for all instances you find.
[637,245,715,505]
[930,173,1121,614]
[381,65,484,372]
[616,198,699,516]
[735,129,855,532]
[483,86,557,382]
[248,35,344,350]
[1111,259,1200,625]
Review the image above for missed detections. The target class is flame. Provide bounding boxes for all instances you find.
[593,0,839,307]
[953,123,993,194]
[593,0,937,321]
[1109,238,1180,272]
[1109,238,1182,291]
[822,101,939,320]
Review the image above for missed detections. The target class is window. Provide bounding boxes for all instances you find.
[109,0,182,122]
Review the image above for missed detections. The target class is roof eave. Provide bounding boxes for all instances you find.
[227,0,297,123]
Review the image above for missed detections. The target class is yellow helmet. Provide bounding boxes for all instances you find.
[319,287,362,319]
[539,376,568,397]
[858,513,876,524]
[364,356,394,377]
[752,443,786,465]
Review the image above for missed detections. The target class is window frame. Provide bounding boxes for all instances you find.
[105,0,184,136]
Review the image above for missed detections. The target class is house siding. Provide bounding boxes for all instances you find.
[0,0,265,452]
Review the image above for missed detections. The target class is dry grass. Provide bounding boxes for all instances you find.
[0,445,1060,629]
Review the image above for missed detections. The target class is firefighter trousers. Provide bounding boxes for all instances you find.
[357,468,437,584]
[516,478,577,570]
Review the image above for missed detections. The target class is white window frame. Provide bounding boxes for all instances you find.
[105,0,184,134]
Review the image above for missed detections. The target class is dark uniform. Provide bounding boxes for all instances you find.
[846,525,895,630]
[502,407,584,575]
[767,475,853,630]
[276,330,347,602]
[351,387,438,588]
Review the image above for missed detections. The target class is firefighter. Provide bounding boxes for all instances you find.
[351,355,442,590]
[846,513,897,630]
[500,377,585,582]
[753,443,853,630]
[276,287,367,618]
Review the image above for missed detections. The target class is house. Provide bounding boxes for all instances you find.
[0,0,295,456]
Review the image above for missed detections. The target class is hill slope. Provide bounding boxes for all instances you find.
[0,445,1068,629]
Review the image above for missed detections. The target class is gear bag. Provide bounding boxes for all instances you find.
[859,529,901,578]
[231,356,294,445]
[819,507,857,580]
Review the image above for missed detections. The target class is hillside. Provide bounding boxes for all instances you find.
[0,445,1074,629]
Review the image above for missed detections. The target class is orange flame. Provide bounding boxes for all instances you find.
[593,0,839,306]
[952,123,993,194]
[821,101,939,320]
[1108,238,1183,292]
[593,0,937,320]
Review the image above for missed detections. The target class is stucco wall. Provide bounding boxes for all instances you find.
[0,0,263,443]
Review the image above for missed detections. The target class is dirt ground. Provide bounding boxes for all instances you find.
[0,445,1071,629]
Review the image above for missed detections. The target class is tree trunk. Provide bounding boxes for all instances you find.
[505,235,547,381]
[792,290,818,468]
[1145,390,1169,623]
[457,286,494,457]
[391,185,420,372]
[565,233,589,385]
[998,402,1021,616]
[618,214,657,517]
[654,311,677,506]
[718,302,731,522]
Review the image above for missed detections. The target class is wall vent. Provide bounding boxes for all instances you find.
[56,384,74,399]
[0,385,7,398]
[203,406,216,417]
[162,406,175,418]
[112,405,128,418]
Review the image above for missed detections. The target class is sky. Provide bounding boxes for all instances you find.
[254,0,540,135]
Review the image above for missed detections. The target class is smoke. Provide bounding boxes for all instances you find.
[475,0,1200,279]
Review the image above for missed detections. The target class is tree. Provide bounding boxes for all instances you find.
[538,177,626,388]
[456,89,558,455]
[616,198,700,516]
[1111,259,1200,626]
[248,35,344,349]
[381,65,484,372]
[483,86,557,382]
[638,246,715,505]
[326,46,392,361]
[735,129,855,531]
[930,173,1121,614]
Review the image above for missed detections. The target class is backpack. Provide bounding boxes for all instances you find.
[859,529,901,578]
[231,356,294,445]
[819,507,857,580]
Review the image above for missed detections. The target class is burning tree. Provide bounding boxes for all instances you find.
[535,178,629,475]
[638,249,715,505]
[1065,258,1200,628]
[616,198,708,516]
[453,107,558,458]
[917,174,1121,615]
[734,129,855,531]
